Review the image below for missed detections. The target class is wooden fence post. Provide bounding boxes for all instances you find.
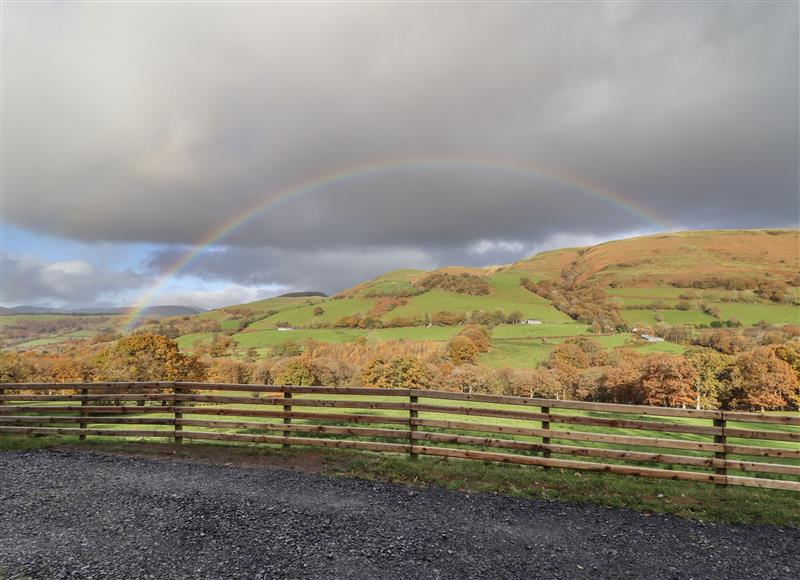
[0,387,5,438]
[174,385,183,445]
[79,387,88,441]
[409,392,418,460]
[541,406,551,470]
[282,391,292,448]
[714,414,727,486]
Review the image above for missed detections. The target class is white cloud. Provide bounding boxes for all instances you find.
[469,240,525,256]
[147,284,287,310]
[1,253,150,307]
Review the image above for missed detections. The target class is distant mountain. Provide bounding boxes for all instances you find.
[0,305,65,315]
[0,305,205,316]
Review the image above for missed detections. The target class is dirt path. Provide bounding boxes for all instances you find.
[1,448,797,579]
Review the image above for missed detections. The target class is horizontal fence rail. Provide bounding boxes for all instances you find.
[1,382,799,491]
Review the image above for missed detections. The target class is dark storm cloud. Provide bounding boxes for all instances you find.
[3,2,798,294]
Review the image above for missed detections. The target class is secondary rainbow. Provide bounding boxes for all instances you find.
[121,155,676,329]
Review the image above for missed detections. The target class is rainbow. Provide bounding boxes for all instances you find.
[121,155,676,329]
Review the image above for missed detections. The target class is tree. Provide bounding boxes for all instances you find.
[563,337,605,365]
[445,364,494,394]
[272,357,316,386]
[0,352,34,384]
[685,349,730,409]
[313,306,325,316]
[207,359,252,384]
[507,310,523,325]
[596,349,646,404]
[208,334,233,358]
[640,354,698,408]
[459,325,491,352]
[448,335,478,365]
[726,347,796,410]
[93,334,205,382]
[509,368,563,399]
[361,357,432,389]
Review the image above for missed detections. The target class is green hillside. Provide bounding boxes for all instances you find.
[171,229,798,366]
[8,230,796,370]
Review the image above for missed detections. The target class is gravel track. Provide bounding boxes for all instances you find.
[0,448,798,579]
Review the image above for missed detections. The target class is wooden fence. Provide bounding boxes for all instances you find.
[1,382,799,491]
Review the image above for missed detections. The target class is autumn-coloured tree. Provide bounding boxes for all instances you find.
[640,354,698,408]
[726,347,796,410]
[448,335,478,365]
[458,325,491,352]
[445,364,495,394]
[508,368,563,399]
[546,343,591,371]
[307,356,355,387]
[0,352,34,384]
[771,342,800,384]
[431,311,467,326]
[361,357,432,389]
[313,306,324,316]
[207,359,253,384]
[563,337,606,366]
[272,357,316,386]
[595,350,646,404]
[93,333,206,383]
[208,334,234,358]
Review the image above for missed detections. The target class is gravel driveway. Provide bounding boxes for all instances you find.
[0,448,798,579]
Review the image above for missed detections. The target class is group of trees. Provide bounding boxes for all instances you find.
[521,276,627,333]
[1,334,205,385]
[327,308,524,330]
[3,320,799,412]
[415,272,491,295]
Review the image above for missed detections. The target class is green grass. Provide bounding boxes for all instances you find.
[229,324,593,351]
[491,323,587,338]
[11,329,98,349]
[717,303,800,326]
[480,333,688,368]
[253,297,380,328]
[387,288,570,323]
[233,328,365,348]
[176,332,214,349]
[623,310,717,327]
[480,339,555,368]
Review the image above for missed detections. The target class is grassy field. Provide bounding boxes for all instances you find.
[622,309,718,327]
[717,303,800,326]
[178,323,692,364]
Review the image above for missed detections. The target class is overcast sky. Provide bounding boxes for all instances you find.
[1,1,798,309]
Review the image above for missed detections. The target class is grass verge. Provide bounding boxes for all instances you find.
[2,434,798,527]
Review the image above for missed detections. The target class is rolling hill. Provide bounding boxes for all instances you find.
[157,229,799,366]
[5,230,798,367]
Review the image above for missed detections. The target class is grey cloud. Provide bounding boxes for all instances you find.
[145,245,439,294]
[144,230,635,294]
[2,2,798,287]
[1,254,150,307]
